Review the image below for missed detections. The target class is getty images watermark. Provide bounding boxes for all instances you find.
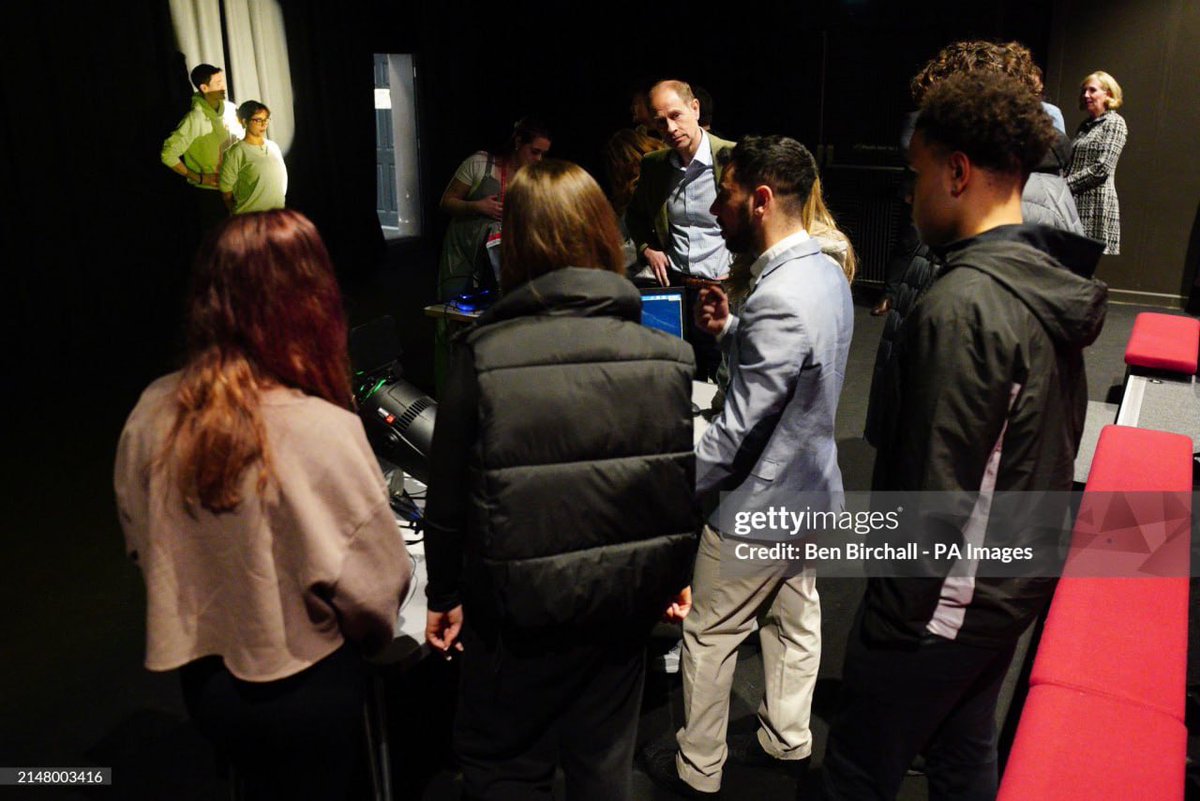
[713,491,1193,579]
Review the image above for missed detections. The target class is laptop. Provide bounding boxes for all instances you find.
[639,288,686,339]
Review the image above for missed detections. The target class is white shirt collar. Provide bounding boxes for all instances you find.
[749,228,811,283]
[671,128,711,169]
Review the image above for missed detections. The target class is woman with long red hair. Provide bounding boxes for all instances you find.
[114,209,411,800]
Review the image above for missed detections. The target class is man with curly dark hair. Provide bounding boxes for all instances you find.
[822,72,1108,800]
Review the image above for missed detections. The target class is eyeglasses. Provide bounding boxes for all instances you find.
[249,117,270,124]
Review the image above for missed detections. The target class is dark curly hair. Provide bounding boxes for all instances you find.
[911,40,1044,103]
[914,72,1056,177]
[1000,41,1044,96]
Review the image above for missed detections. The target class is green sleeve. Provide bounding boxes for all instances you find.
[161,109,200,169]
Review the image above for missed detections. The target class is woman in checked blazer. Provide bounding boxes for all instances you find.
[1067,70,1128,254]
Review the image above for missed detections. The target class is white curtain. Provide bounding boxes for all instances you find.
[169,0,295,154]
[169,0,224,69]
[223,0,294,153]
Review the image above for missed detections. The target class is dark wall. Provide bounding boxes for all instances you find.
[1046,0,1200,300]
[2,0,194,391]
[392,0,1053,278]
[394,0,1053,161]
[7,0,1192,397]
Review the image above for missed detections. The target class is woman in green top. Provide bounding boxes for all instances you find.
[219,101,288,215]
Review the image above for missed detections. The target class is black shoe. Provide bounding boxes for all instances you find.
[639,738,720,798]
[726,733,811,779]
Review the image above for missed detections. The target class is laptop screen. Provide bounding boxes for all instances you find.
[640,288,686,339]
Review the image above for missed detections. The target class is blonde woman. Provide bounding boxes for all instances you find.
[1067,71,1127,254]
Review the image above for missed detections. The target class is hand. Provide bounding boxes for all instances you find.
[426,606,465,658]
[200,172,219,188]
[695,285,730,336]
[475,195,503,221]
[663,586,692,622]
[643,248,670,286]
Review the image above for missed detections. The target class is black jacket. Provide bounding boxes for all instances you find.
[865,222,939,447]
[424,268,699,629]
[865,225,1107,648]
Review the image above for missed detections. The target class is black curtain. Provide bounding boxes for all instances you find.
[1,0,194,392]
[279,0,385,278]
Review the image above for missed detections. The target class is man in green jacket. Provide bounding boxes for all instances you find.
[627,79,734,380]
[161,64,244,228]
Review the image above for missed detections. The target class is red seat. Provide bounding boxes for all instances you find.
[1124,312,1200,374]
[1000,425,1192,798]
[1061,426,1192,580]
[1082,426,1195,494]
[1033,427,1192,719]
[998,685,1186,801]
[1030,577,1188,721]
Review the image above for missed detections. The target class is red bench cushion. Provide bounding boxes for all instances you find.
[1082,426,1194,493]
[1064,426,1192,578]
[1030,576,1188,720]
[1124,312,1200,374]
[1039,426,1192,719]
[998,685,1186,801]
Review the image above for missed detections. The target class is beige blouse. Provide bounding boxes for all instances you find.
[114,373,411,682]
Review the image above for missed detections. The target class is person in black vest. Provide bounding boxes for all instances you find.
[423,159,699,801]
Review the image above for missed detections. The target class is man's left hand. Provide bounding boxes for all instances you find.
[663,586,692,622]
[426,606,465,658]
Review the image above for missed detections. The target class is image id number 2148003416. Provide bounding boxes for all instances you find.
[2,768,112,785]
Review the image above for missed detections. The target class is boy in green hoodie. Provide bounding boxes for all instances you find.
[161,64,244,226]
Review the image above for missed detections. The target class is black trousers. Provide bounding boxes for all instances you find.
[454,620,652,801]
[669,269,722,382]
[193,186,230,235]
[821,614,1017,801]
[180,643,368,801]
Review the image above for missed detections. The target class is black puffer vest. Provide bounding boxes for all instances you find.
[460,268,699,628]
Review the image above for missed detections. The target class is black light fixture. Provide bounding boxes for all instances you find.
[349,316,437,485]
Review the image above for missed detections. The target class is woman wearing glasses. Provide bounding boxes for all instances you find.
[219,101,287,214]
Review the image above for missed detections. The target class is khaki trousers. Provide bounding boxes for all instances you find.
[675,524,821,792]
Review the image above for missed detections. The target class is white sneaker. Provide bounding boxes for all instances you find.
[651,640,682,674]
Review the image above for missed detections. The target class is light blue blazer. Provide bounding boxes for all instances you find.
[696,237,854,532]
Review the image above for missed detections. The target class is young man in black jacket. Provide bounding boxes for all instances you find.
[822,73,1107,800]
